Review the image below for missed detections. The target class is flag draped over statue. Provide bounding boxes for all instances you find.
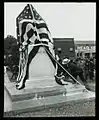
[16,4,57,90]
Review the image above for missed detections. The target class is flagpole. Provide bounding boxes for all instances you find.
[29,4,78,83]
[29,4,87,89]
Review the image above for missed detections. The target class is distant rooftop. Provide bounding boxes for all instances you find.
[74,41,96,45]
[53,38,95,45]
[53,38,74,41]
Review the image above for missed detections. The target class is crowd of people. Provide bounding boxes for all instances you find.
[4,48,96,85]
[75,57,96,82]
[56,55,96,85]
[4,54,19,80]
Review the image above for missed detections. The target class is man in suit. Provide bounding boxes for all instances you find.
[66,59,87,85]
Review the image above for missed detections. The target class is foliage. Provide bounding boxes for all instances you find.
[4,35,20,67]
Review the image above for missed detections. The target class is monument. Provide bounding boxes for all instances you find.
[4,4,95,116]
[15,4,57,90]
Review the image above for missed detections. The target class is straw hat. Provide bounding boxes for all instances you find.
[62,58,70,64]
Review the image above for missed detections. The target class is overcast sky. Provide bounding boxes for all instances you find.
[4,2,96,41]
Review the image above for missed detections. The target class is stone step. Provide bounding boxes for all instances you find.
[5,81,86,102]
[4,90,95,116]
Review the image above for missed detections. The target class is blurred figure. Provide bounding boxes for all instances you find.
[93,57,96,80]
[55,54,63,77]
[10,65,19,80]
[89,58,94,81]
[55,48,63,77]
[93,57,96,70]
[4,55,7,74]
[84,57,90,81]
[55,55,69,85]
[4,66,6,74]
[66,59,87,85]
[62,57,70,81]
[73,58,78,65]
[4,55,7,66]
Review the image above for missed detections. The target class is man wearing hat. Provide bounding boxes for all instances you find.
[62,57,87,85]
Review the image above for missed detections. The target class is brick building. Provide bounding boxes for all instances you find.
[54,38,96,59]
[74,41,96,58]
[53,38,75,59]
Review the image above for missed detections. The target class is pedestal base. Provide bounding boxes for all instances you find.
[4,72,95,116]
[25,76,57,89]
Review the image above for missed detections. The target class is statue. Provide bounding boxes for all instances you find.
[16,4,57,90]
[15,4,81,90]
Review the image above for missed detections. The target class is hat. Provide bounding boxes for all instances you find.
[62,58,70,64]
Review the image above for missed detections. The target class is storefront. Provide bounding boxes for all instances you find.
[75,41,96,58]
[53,38,75,59]
[53,38,95,59]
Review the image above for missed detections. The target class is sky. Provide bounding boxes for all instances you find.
[4,2,96,41]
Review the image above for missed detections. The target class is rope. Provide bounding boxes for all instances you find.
[41,43,88,89]
[43,45,90,92]
[29,4,88,92]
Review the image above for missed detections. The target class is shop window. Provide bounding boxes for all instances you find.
[80,52,82,56]
[70,48,73,52]
[92,53,95,57]
[57,48,62,54]
[85,53,90,58]
[77,53,79,57]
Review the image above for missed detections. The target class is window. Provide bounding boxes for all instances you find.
[70,48,73,52]
[57,48,62,51]
[92,53,96,58]
[80,52,82,56]
[77,53,79,57]
[85,53,90,58]
[57,48,62,54]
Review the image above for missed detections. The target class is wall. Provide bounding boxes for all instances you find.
[74,41,96,58]
[53,38,75,59]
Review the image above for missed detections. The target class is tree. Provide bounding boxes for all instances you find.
[4,35,20,67]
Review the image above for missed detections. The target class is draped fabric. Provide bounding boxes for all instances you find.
[16,4,57,89]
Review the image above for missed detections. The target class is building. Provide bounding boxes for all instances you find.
[54,38,96,59]
[74,41,96,58]
[53,38,75,59]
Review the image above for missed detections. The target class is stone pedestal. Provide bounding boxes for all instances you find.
[4,47,95,115]
[25,46,56,89]
[4,72,95,116]
[29,47,55,77]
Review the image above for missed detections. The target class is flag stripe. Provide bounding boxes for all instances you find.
[39,33,49,40]
[36,23,50,32]
[21,22,37,43]
[37,28,48,34]
[16,4,56,89]
[36,20,45,24]
[39,38,49,43]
